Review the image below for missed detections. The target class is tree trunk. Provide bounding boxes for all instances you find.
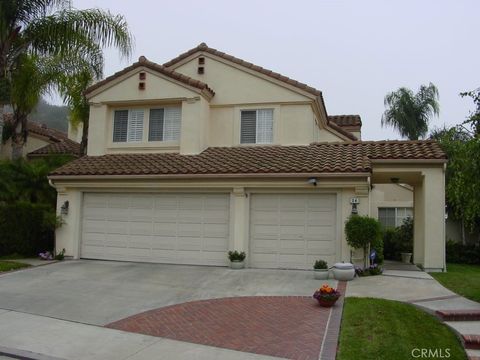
[80,118,88,156]
[11,112,27,160]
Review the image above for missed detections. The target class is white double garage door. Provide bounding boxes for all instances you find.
[82,192,337,270]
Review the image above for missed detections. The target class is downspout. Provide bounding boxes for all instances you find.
[443,163,447,272]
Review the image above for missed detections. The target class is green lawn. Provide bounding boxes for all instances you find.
[337,297,466,360]
[430,263,480,303]
[0,260,31,272]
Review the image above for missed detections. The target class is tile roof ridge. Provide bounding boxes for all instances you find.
[162,43,322,97]
[85,55,215,97]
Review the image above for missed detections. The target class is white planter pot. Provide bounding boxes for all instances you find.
[314,269,329,280]
[332,262,355,281]
[401,252,412,264]
[230,260,245,269]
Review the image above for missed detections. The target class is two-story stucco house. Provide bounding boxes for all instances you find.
[49,43,447,272]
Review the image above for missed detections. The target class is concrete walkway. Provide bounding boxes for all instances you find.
[347,267,480,360]
[0,309,281,360]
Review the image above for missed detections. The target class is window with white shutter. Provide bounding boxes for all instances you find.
[240,109,273,144]
[148,109,164,141]
[113,106,181,143]
[148,107,181,142]
[127,109,144,142]
[113,110,128,142]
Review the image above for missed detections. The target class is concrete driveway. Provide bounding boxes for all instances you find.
[0,260,333,326]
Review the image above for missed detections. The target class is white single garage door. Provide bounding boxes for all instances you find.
[81,193,230,266]
[250,194,337,269]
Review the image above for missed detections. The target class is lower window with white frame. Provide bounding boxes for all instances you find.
[378,207,413,228]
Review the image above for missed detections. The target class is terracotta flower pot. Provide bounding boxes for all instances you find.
[316,296,340,307]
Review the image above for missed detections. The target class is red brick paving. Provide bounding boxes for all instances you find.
[107,296,333,360]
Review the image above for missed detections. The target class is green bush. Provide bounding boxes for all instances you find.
[0,202,55,256]
[383,228,400,260]
[383,218,414,261]
[446,240,480,264]
[345,215,382,267]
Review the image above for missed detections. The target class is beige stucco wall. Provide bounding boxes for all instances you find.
[0,135,51,160]
[68,122,83,143]
[172,55,310,105]
[52,176,370,267]
[370,183,414,219]
[85,56,348,156]
[371,163,446,271]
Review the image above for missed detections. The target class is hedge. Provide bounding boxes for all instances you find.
[0,202,55,256]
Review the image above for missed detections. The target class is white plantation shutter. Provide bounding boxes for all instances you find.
[149,109,164,141]
[164,107,181,141]
[127,109,144,142]
[113,110,128,142]
[256,109,273,144]
[240,110,257,144]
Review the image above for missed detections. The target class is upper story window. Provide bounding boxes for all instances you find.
[149,107,181,141]
[240,109,273,144]
[113,109,144,142]
[112,106,181,143]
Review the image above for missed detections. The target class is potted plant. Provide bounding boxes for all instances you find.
[398,218,414,264]
[313,259,329,280]
[228,250,246,269]
[313,284,341,307]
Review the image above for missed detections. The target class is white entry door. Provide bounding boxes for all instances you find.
[249,193,337,269]
[81,193,230,266]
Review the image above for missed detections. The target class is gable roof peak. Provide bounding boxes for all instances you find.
[138,55,147,63]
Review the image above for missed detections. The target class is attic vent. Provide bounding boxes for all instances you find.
[138,82,145,90]
[139,72,146,80]
[197,66,204,75]
[198,57,205,65]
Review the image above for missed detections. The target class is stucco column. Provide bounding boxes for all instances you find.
[55,189,83,259]
[230,187,248,253]
[413,167,445,272]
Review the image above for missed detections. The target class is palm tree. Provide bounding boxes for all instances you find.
[0,0,133,158]
[382,83,440,140]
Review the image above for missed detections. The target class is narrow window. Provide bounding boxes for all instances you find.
[240,109,273,144]
[127,109,144,142]
[148,109,164,141]
[113,110,128,142]
[148,107,181,141]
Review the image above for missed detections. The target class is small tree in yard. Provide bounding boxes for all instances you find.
[345,215,382,268]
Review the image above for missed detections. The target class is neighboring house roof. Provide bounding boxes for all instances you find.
[163,42,358,141]
[328,115,362,130]
[2,114,80,158]
[27,138,81,158]
[50,140,446,178]
[3,113,68,142]
[85,56,215,98]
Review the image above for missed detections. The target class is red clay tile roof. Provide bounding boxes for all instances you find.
[328,115,362,128]
[50,141,446,178]
[28,138,81,158]
[85,56,215,98]
[163,42,321,97]
[3,114,68,142]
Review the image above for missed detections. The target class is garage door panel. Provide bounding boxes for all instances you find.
[307,240,336,254]
[81,193,230,265]
[250,194,337,270]
[153,222,177,236]
[150,236,176,250]
[203,237,229,251]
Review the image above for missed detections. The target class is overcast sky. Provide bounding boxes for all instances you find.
[68,0,478,140]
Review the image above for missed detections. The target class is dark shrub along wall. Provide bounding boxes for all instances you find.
[0,202,54,256]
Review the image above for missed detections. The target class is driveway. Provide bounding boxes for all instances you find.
[0,260,334,326]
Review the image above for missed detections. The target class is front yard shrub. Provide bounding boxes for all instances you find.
[446,240,480,264]
[345,215,382,268]
[0,202,55,256]
[383,218,414,261]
